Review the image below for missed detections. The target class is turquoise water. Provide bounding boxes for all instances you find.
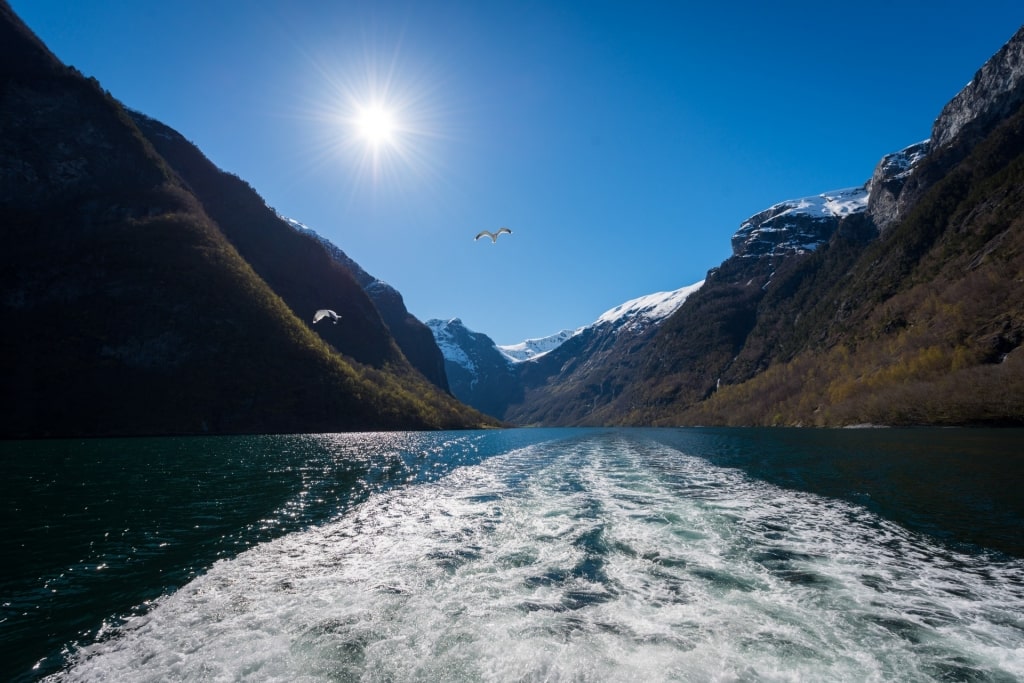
[2,428,1022,681]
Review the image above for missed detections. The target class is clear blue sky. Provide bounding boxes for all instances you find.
[12,1,1023,344]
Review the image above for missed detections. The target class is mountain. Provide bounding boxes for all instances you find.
[281,217,450,393]
[498,329,579,363]
[426,318,522,419]
[731,185,870,258]
[621,25,1024,427]
[0,2,493,437]
[436,24,1024,428]
[428,282,702,423]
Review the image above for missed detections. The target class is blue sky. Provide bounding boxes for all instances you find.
[12,1,1023,344]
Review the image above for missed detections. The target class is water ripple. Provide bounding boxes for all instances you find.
[46,430,1024,682]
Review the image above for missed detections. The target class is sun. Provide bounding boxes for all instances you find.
[354,104,396,147]
[294,46,449,192]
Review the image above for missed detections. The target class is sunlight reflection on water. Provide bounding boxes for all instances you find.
[24,428,1023,683]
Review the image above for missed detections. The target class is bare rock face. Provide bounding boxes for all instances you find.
[932,27,1024,150]
[868,27,1024,232]
[866,140,931,232]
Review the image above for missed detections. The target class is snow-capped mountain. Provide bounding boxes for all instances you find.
[733,138,933,257]
[731,186,869,258]
[427,318,485,376]
[593,281,706,332]
[498,329,579,363]
[498,282,705,362]
[428,282,703,421]
[425,318,521,419]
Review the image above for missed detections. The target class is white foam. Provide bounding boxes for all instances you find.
[52,436,1024,682]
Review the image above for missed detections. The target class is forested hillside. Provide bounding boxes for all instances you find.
[0,2,493,437]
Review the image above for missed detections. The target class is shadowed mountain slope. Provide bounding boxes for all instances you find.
[0,2,492,437]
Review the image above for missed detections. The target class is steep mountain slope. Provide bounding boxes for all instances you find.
[446,24,1024,428]
[127,112,400,372]
[283,217,450,392]
[506,283,704,426]
[426,319,522,418]
[0,2,492,437]
[626,26,1024,427]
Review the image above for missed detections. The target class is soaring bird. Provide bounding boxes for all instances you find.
[313,309,340,324]
[475,227,512,243]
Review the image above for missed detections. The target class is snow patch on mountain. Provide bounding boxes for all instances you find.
[498,329,579,363]
[875,140,930,182]
[494,281,704,363]
[425,319,477,374]
[732,186,869,257]
[594,281,705,331]
[745,186,868,227]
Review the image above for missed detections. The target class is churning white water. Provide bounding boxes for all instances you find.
[52,432,1024,682]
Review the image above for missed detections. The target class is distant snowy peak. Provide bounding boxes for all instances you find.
[498,329,580,363]
[426,318,478,373]
[496,281,705,363]
[594,281,705,330]
[732,185,869,258]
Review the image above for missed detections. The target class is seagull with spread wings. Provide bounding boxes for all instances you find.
[475,227,512,243]
[313,309,340,324]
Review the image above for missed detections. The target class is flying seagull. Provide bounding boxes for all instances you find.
[475,227,512,243]
[313,309,340,324]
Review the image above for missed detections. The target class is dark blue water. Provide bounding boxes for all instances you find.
[1,428,1022,681]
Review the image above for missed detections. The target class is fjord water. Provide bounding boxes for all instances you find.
[2,429,1022,681]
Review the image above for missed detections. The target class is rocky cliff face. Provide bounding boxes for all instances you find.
[865,140,931,232]
[932,28,1024,150]
[870,26,1024,232]
[619,26,1024,427]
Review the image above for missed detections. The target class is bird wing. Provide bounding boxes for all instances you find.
[313,309,330,323]
[474,230,493,241]
[498,227,512,235]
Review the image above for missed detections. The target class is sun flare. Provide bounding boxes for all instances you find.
[354,104,396,146]
[296,48,447,192]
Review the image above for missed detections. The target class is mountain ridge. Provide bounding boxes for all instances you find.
[0,2,493,437]
[433,23,1024,428]
[428,282,703,422]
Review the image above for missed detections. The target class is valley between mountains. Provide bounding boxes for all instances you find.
[2,2,1023,435]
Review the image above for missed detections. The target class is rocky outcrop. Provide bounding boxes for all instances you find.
[731,186,868,258]
[865,140,931,232]
[932,27,1024,150]
[870,26,1024,232]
